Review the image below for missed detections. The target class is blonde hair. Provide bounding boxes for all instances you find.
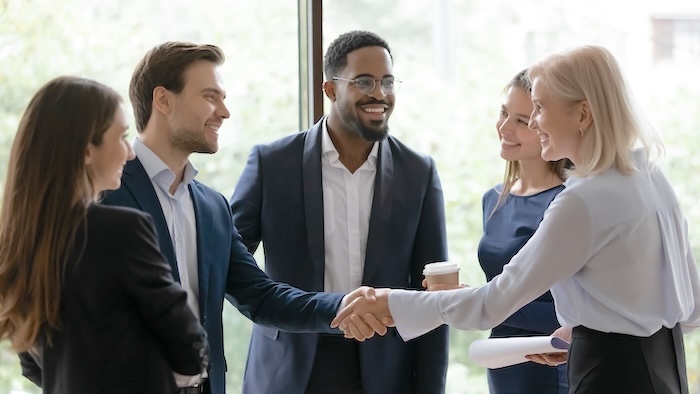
[0,76,121,351]
[528,45,663,177]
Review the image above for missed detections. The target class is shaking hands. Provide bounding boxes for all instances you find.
[333,287,394,341]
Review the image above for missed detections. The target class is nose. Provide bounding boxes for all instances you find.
[528,117,537,130]
[367,82,387,100]
[126,142,135,160]
[217,102,231,119]
[528,111,537,130]
[498,117,514,135]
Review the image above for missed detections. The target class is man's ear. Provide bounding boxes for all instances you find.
[323,81,336,102]
[152,86,171,115]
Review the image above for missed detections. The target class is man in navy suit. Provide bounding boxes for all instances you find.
[231,31,449,394]
[103,41,379,394]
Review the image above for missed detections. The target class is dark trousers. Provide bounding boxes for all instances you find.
[568,325,688,394]
[305,335,363,394]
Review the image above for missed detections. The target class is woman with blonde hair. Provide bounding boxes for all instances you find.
[334,45,700,393]
[0,76,208,394]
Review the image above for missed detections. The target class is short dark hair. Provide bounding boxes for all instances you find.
[323,31,392,79]
[129,41,225,132]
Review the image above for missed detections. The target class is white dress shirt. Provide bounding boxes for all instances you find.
[321,120,378,293]
[133,139,204,386]
[389,149,700,340]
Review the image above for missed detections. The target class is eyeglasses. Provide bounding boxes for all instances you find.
[331,76,402,96]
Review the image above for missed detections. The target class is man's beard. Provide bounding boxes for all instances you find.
[357,121,389,142]
[170,127,217,154]
[338,100,391,142]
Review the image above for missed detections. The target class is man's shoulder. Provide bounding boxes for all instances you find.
[256,130,308,154]
[385,135,434,167]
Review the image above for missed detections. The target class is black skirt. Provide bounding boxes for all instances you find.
[568,324,688,394]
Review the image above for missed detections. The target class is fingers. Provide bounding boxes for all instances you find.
[381,317,396,327]
[331,305,353,329]
[525,352,568,366]
[362,287,377,302]
[361,313,388,336]
[551,326,573,343]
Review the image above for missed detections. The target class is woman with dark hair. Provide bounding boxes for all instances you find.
[0,76,208,394]
[477,69,569,393]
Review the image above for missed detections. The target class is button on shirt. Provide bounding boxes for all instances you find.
[321,121,378,293]
[388,149,700,340]
[133,139,204,387]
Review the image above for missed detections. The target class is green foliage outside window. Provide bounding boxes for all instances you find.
[1,1,699,393]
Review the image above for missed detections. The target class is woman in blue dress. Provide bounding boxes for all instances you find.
[476,69,570,394]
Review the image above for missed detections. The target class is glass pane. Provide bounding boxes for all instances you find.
[0,1,298,393]
[324,1,700,393]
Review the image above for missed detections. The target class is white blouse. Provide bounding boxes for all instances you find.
[389,150,700,340]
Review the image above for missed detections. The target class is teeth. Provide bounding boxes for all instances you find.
[501,139,519,146]
[363,107,384,113]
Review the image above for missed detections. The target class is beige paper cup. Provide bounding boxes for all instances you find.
[423,261,460,287]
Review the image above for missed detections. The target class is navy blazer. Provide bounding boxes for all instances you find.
[103,156,344,394]
[231,119,450,394]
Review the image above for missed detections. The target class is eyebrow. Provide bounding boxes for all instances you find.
[352,73,394,79]
[501,104,531,119]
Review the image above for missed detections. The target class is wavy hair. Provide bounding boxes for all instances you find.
[528,45,663,177]
[0,76,121,351]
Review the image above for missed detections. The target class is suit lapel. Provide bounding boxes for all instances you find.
[122,159,180,281]
[189,183,211,319]
[363,139,394,283]
[302,121,326,287]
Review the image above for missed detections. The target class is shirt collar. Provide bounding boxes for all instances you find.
[133,138,198,196]
[321,118,379,169]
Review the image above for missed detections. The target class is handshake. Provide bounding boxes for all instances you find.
[333,261,464,341]
[331,287,395,341]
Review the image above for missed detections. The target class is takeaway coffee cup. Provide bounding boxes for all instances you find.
[423,261,460,287]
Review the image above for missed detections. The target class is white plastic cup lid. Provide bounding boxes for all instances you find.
[423,261,460,276]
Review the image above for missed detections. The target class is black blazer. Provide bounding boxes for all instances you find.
[19,204,208,394]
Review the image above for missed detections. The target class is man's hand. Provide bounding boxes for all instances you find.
[331,288,394,341]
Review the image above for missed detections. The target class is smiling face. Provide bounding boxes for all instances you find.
[326,46,395,142]
[497,86,542,163]
[166,60,230,154]
[529,77,583,164]
[86,105,135,193]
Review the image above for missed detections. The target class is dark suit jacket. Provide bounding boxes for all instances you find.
[19,204,208,394]
[102,156,344,394]
[231,119,450,394]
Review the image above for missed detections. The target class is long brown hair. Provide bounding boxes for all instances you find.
[0,76,121,351]
[491,69,571,217]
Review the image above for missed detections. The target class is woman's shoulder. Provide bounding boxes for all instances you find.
[88,204,153,227]
[483,184,503,200]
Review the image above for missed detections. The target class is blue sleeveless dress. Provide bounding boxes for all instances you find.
[477,184,568,394]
